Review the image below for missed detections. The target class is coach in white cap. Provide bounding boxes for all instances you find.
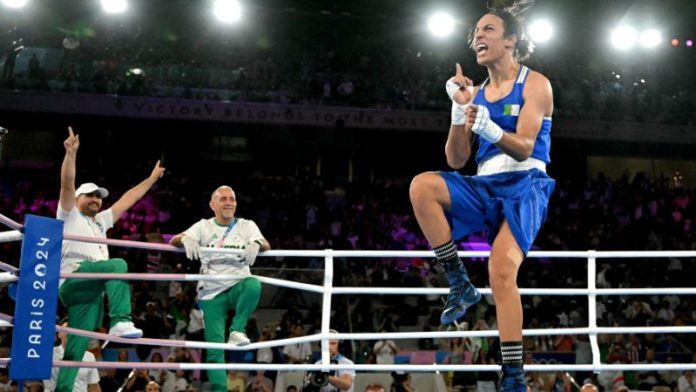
[55,126,165,392]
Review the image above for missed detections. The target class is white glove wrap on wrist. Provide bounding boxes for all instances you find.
[445,77,461,100]
[238,241,261,266]
[471,105,504,143]
[445,78,475,101]
[181,236,202,261]
[451,101,467,125]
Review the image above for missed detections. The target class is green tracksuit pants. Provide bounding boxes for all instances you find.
[200,277,262,392]
[56,258,133,392]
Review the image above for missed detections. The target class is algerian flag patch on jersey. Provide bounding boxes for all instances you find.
[503,104,520,116]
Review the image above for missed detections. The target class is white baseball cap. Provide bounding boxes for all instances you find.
[75,182,109,198]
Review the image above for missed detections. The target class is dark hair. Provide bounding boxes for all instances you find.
[469,1,535,61]
[488,9,534,61]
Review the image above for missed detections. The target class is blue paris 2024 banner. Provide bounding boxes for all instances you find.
[10,215,63,380]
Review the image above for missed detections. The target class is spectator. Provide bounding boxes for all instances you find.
[678,370,696,392]
[365,384,385,392]
[282,321,312,364]
[126,369,152,392]
[245,370,273,392]
[146,382,160,392]
[226,371,245,392]
[373,333,398,364]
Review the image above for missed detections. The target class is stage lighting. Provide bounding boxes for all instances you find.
[639,28,661,48]
[610,26,637,50]
[1,0,28,9]
[214,0,242,24]
[528,19,553,43]
[687,39,694,47]
[101,0,127,14]
[427,12,455,38]
[671,38,680,47]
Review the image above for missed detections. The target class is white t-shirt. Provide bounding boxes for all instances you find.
[173,377,189,392]
[160,370,177,392]
[57,207,114,284]
[373,340,397,364]
[44,347,100,392]
[0,380,12,392]
[314,355,355,392]
[678,375,696,392]
[183,217,265,301]
[282,341,312,363]
[187,308,204,333]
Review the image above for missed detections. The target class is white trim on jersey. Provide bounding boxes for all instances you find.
[516,66,529,84]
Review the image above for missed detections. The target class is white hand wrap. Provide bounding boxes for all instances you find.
[182,236,202,261]
[238,241,261,266]
[451,101,467,125]
[445,77,461,101]
[446,77,475,101]
[471,105,504,143]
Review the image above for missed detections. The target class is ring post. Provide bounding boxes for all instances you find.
[9,215,62,381]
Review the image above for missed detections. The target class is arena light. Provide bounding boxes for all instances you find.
[1,0,28,9]
[427,12,455,38]
[639,28,662,48]
[528,19,554,43]
[101,0,127,14]
[213,0,242,24]
[610,25,637,50]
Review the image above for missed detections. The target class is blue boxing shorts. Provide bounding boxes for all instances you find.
[439,168,555,254]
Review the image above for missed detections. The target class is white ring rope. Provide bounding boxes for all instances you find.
[0,215,22,231]
[3,269,696,296]
[1,212,696,373]
[0,230,22,243]
[2,311,695,343]
[4,212,696,259]
[2,359,696,373]
[588,251,601,367]
[0,261,18,273]
[0,312,320,351]
[44,362,696,372]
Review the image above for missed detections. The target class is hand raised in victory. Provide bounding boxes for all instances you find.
[149,160,166,181]
[445,63,474,105]
[63,126,80,155]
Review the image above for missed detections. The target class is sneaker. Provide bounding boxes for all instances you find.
[228,331,250,346]
[500,364,526,392]
[108,321,143,339]
[440,265,481,325]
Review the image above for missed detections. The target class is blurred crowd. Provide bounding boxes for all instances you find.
[0,161,695,391]
[2,18,695,126]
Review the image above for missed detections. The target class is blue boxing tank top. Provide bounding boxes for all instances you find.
[472,65,552,164]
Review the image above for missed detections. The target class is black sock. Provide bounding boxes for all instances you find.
[501,341,523,366]
[433,240,463,273]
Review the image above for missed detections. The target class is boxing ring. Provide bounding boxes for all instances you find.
[1,212,696,380]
